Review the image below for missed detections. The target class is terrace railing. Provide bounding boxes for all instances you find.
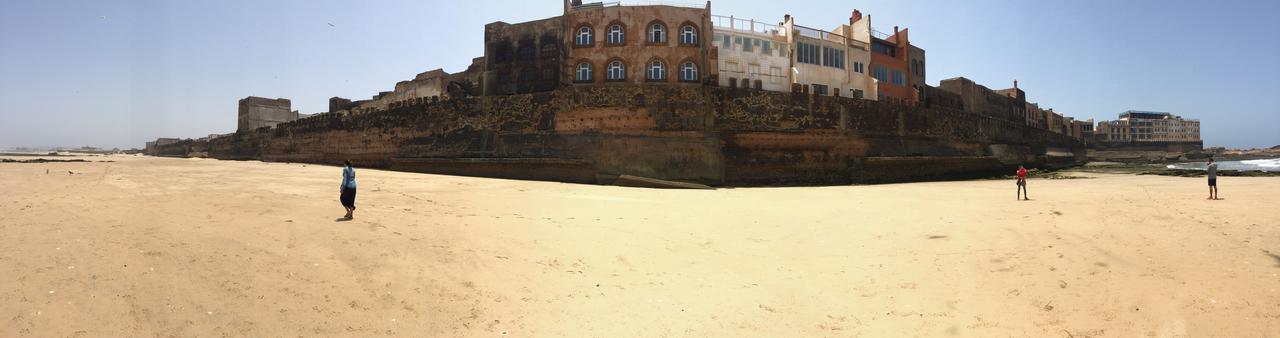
[794,24,845,42]
[871,29,892,40]
[637,1,704,7]
[571,1,703,9]
[711,15,784,36]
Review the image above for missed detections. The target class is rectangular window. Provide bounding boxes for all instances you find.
[822,46,844,69]
[891,70,905,86]
[796,42,820,65]
[743,37,753,52]
[722,34,731,49]
[769,67,781,83]
[812,84,828,96]
[871,65,889,83]
[748,64,761,78]
[725,61,739,73]
[762,41,771,55]
[872,42,896,57]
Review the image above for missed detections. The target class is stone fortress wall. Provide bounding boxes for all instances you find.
[156,86,1083,186]
[152,2,1088,186]
[237,97,295,132]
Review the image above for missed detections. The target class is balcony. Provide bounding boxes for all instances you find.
[711,15,784,36]
[792,24,868,51]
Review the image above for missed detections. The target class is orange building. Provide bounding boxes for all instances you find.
[868,24,920,103]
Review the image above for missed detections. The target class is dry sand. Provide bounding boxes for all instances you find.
[2,155,1278,337]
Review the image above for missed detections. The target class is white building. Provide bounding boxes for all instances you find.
[1097,111,1201,142]
[711,16,791,92]
[785,13,878,99]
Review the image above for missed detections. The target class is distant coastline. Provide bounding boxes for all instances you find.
[1166,158,1280,172]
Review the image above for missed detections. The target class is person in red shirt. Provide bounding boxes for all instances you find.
[1016,165,1029,201]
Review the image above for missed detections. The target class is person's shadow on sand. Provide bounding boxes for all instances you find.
[334,217,353,222]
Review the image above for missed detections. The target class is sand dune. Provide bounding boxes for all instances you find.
[2,155,1278,336]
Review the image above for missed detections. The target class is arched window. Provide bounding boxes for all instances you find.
[680,25,697,45]
[647,60,667,80]
[576,62,593,82]
[649,23,666,43]
[576,26,593,46]
[679,62,698,81]
[607,60,626,80]
[607,24,624,45]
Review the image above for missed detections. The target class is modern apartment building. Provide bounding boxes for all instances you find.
[710,10,890,100]
[1095,111,1200,142]
[786,12,877,99]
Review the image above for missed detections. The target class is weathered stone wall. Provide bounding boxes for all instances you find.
[484,17,565,96]
[163,86,1083,186]
[237,97,295,132]
[1092,140,1204,153]
[713,88,1080,184]
[937,77,1026,126]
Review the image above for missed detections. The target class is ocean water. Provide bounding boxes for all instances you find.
[1166,158,1280,172]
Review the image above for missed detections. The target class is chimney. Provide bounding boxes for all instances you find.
[1014,80,1019,90]
[893,26,899,35]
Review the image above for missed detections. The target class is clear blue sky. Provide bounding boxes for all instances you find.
[2,0,1277,149]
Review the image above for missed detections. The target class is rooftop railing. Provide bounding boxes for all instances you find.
[711,15,783,36]
[627,1,704,8]
[794,24,845,42]
[571,1,703,9]
[871,29,892,40]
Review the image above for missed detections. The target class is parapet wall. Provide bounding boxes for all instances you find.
[714,88,1080,184]
[1091,140,1204,153]
[166,86,1084,186]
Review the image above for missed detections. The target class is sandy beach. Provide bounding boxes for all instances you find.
[2,155,1278,337]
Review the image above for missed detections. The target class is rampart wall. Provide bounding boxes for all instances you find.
[162,86,1084,186]
[1091,140,1204,153]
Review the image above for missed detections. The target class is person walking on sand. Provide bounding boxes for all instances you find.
[1206,158,1218,200]
[1016,165,1030,201]
[340,160,357,219]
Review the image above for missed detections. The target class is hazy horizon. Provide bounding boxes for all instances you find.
[2,0,1278,149]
